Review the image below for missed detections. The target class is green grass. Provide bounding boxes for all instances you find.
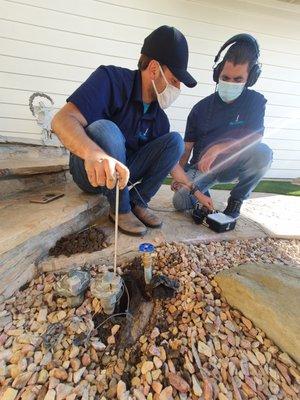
[164,178,300,196]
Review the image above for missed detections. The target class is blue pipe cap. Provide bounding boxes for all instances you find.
[139,243,155,253]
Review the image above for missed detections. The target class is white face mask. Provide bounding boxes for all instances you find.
[217,80,245,103]
[152,65,181,109]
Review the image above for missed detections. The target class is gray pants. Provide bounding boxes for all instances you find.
[173,142,273,211]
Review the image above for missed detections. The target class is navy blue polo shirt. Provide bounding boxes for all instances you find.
[66,66,170,154]
[185,89,267,166]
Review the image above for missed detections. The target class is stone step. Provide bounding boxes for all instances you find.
[0,143,69,178]
[1,169,70,199]
[0,158,68,178]
[0,181,108,300]
[0,143,70,198]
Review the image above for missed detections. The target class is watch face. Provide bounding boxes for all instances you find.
[190,185,197,195]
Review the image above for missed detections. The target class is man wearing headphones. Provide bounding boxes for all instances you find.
[172,34,273,219]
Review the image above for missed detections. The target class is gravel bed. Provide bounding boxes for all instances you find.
[0,237,299,400]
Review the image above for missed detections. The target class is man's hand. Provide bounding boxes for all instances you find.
[84,152,129,190]
[198,146,221,173]
[170,180,183,192]
[194,191,214,210]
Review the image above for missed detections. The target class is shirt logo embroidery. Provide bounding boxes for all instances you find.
[229,114,245,127]
[138,128,149,142]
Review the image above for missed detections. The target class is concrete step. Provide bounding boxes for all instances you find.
[0,181,108,300]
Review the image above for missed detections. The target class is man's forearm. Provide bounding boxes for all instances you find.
[179,152,190,168]
[171,164,193,188]
[171,164,212,210]
[215,133,262,155]
[51,113,106,160]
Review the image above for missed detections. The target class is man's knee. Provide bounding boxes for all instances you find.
[164,132,185,159]
[86,119,126,154]
[251,143,273,170]
[172,188,192,211]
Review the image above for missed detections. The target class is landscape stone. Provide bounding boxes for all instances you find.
[215,263,300,363]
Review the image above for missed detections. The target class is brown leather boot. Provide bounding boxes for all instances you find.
[109,211,147,236]
[132,205,162,228]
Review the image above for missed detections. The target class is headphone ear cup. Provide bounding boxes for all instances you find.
[246,63,261,87]
[213,61,224,83]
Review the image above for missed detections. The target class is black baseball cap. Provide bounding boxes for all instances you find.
[141,25,197,88]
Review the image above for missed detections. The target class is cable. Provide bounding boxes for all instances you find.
[128,179,178,213]
[123,280,130,313]
[94,312,133,332]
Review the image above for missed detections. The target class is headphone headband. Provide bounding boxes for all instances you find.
[214,33,260,64]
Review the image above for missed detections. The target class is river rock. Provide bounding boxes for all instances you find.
[49,376,60,389]
[44,389,56,400]
[159,386,173,400]
[51,368,68,381]
[73,367,86,384]
[192,374,202,396]
[168,372,189,393]
[0,314,12,330]
[152,381,162,394]
[12,371,33,389]
[133,389,146,400]
[117,380,128,400]
[1,388,18,400]
[0,360,7,377]
[37,369,49,384]
[81,353,91,367]
[56,383,73,400]
[215,263,300,363]
[141,361,154,375]
[198,341,212,357]
[37,308,48,323]
[91,341,106,351]
[69,346,80,359]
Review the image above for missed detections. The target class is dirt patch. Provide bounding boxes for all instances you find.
[92,258,180,349]
[93,258,154,349]
[49,226,108,257]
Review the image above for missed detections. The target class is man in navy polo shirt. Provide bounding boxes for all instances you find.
[172,34,273,219]
[52,26,197,236]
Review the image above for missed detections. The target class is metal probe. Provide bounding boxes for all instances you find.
[113,175,119,276]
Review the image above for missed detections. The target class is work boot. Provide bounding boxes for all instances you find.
[223,197,243,219]
[132,205,163,228]
[109,211,147,236]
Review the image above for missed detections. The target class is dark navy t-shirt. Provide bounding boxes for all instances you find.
[67,65,170,153]
[184,89,267,166]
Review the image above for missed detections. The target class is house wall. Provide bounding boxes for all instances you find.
[0,0,299,178]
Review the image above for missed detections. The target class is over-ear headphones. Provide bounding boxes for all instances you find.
[213,33,261,87]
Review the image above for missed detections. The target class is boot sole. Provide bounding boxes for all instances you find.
[132,211,163,229]
[139,220,163,229]
[108,214,147,237]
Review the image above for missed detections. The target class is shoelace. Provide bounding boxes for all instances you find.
[228,199,242,213]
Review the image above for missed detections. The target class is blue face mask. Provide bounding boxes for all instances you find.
[217,80,245,103]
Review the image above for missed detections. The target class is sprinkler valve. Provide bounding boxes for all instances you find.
[139,243,155,285]
[90,270,122,315]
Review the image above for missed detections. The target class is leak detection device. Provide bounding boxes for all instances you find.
[192,205,236,233]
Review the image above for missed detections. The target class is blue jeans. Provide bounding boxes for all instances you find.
[173,142,273,210]
[70,119,184,213]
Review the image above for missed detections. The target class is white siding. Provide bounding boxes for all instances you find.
[0,0,299,178]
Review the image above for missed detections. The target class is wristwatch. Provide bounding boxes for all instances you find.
[190,184,199,196]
